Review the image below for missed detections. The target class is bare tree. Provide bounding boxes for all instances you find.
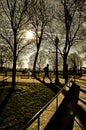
[0,45,10,71]
[29,51,46,71]
[26,0,53,77]
[55,0,86,83]
[68,53,82,70]
[0,0,31,90]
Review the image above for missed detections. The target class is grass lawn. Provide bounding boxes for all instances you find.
[0,82,55,130]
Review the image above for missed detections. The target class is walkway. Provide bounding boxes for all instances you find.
[44,74,86,130]
[73,74,86,130]
[25,75,86,130]
[44,83,80,130]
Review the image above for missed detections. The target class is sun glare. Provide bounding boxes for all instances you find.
[82,22,86,28]
[26,31,34,40]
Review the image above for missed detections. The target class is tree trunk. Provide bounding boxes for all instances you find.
[63,52,68,84]
[11,57,16,91]
[33,49,39,77]
[55,37,59,84]
[33,30,43,77]
[0,52,3,72]
[11,30,17,91]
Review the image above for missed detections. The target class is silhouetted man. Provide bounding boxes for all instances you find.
[43,64,52,83]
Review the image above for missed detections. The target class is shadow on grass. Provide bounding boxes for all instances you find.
[0,88,13,116]
[0,76,61,116]
[34,76,63,94]
[0,75,62,117]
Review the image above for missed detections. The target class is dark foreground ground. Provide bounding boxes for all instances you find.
[0,82,55,130]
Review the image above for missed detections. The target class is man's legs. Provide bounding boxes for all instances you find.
[47,74,52,83]
[43,74,46,81]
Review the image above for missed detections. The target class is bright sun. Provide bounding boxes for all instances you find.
[26,31,34,40]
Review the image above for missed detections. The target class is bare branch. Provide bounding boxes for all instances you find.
[0,33,13,53]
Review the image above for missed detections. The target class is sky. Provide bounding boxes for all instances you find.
[0,0,86,69]
[22,21,86,68]
[20,18,86,69]
[21,36,86,69]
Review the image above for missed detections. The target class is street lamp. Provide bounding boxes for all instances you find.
[54,36,59,84]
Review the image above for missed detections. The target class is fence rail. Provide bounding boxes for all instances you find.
[23,77,74,130]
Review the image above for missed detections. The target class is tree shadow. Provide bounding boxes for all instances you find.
[48,81,86,129]
[80,88,86,94]
[34,76,63,94]
[44,83,80,130]
[58,83,86,129]
[76,105,86,129]
[0,75,62,116]
[0,88,14,116]
[79,98,86,105]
